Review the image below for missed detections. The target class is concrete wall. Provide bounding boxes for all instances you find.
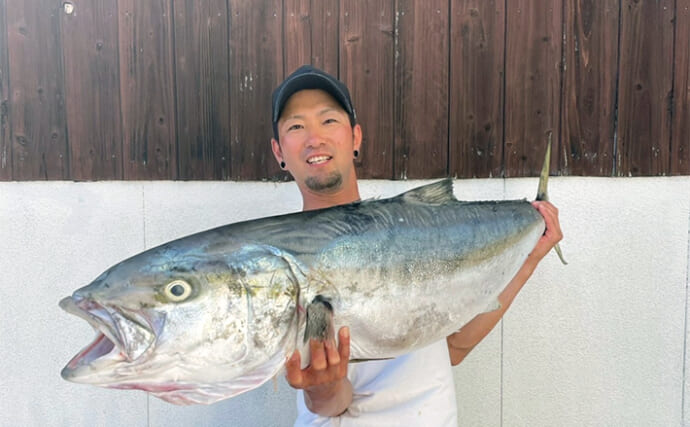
[1,177,688,427]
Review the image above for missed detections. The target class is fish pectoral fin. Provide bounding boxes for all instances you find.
[304,295,335,344]
[298,295,337,369]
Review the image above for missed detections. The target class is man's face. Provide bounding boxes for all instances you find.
[272,89,361,194]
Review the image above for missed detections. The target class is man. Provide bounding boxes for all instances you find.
[270,65,563,426]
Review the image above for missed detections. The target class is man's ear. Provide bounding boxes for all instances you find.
[352,124,362,152]
[271,138,283,165]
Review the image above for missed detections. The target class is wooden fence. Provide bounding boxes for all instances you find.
[0,0,688,181]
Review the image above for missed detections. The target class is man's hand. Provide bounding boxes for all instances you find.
[529,201,563,262]
[285,326,353,417]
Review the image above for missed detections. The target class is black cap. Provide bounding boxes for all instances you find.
[271,65,356,140]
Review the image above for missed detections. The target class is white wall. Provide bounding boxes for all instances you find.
[1,177,688,427]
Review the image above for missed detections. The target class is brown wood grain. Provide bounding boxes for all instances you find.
[118,0,176,179]
[284,0,339,76]
[672,0,690,175]
[310,0,339,75]
[229,0,283,180]
[8,0,69,179]
[1,2,688,181]
[61,0,122,180]
[617,0,674,176]
[394,0,449,179]
[504,0,563,177]
[449,0,505,178]
[562,0,618,176]
[284,0,311,74]
[0,0,10,180]
[340,0,395,179]
[173,0,230,180]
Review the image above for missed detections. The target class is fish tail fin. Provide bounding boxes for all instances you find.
[535,132,552,203]
[536,132,567,265]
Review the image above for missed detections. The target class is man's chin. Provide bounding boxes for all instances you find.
[305,173,343,193]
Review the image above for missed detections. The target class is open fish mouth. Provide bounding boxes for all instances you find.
[59,296,160,381]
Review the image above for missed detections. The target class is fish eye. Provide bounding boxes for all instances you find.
[164,280,192,302]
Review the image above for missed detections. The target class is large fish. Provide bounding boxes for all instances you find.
[60,142,565,405]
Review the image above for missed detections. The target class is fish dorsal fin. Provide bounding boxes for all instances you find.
[397,178,456,205]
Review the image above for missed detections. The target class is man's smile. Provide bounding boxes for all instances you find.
[306,155,333,165]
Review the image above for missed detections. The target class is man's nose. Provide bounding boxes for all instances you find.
[305,126,325,147]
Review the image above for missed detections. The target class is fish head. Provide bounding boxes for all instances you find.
[60,239,302,403]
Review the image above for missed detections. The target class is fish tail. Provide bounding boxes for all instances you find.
[536,132,567,265]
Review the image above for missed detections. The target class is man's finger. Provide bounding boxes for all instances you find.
[285,350,303,388]
[310,339,328,371]
[325,339,340,365]
[338,327,350,360]
[338,327,350,377]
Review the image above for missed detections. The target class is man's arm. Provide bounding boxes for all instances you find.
[447,201,563,365]
[285,326,353,417]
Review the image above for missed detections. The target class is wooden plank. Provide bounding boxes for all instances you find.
[616,0,674,176]
[449,1,505,178]
[310,0,339,75]
[229,0,283,180]
[0,0,10,180]
[562,0,618,176]
[504,0,562,177]
[61,0,121,180]
[284,0,311,74]
[8,0,69,179]
[394,0,448,179]
[340,0,395,179]
[118,0,176,179]
[283,0,339,80]
[672,0,690,175]
[173,0,230,180]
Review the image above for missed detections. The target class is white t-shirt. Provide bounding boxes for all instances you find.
[294,340,458,427]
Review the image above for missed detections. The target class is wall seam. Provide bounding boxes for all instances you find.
[668,0,678,175]
[142,183,149,425]
[682,190,690,425]
[500,0,507,179]
[611,0,622,176]
[169,0,179,179]
[3,0,12,179]
[57,1,71,179]
[446,0,451,178]
[113,0,123,179]
[500,176,506,427]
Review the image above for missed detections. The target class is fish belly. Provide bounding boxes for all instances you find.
[330,216,544,360]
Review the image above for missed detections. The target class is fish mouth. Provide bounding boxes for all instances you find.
[59,296,161,382]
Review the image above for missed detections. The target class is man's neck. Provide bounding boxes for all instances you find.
[300,184,361,211]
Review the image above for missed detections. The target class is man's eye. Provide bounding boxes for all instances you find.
[287,124,303,131]
[323,118,338,124]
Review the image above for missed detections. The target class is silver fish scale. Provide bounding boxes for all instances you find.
[293,198,544,359]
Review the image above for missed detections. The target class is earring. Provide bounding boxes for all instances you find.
[354,150,359,159]
[280,161,286,169]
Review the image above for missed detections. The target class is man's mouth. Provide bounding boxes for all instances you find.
[306,155,332,165]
